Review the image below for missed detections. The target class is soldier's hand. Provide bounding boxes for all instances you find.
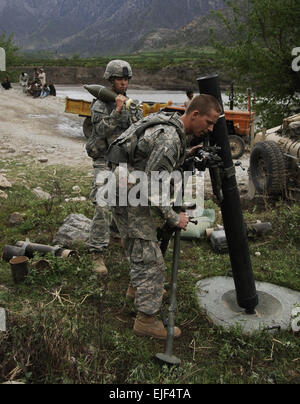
[177,212,189,231]
[188,144,202,156]
[115,94,127,113]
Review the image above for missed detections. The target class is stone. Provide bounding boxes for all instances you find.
[0,174,12,189]
[9,212,25,225]
[0,307,6,332]
[0,190,8,199]
[53,213,92,248]
[72,185,81,193]
[64,196,86,202]
[32,187,51,200]
[38,158,48,163]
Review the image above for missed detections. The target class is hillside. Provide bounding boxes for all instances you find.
[137,5,235,51]
[0,0,224,56]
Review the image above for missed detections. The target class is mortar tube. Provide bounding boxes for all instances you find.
[197,74,258,312]
[2,245,27,262]
[15,241,76,259]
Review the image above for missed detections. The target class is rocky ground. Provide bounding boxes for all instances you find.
[0,85,89,167]
[0,85,251,196]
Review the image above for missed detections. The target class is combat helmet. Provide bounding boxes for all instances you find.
[104,60,132,81]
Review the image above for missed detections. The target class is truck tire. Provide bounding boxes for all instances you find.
[228,135,245,159]
[250,141,286,195]
[83,117,92,139]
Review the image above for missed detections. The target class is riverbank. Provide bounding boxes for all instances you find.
[11,64,227,91]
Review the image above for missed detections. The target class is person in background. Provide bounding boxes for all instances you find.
[19,72,29,93]
[1,76,12,90]
[40,83,50,98]
[184,89,194,108]
[38,68,46,86]
[33,67,39,81]
[48,82,56,96]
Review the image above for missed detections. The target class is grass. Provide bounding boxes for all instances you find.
[0,157,299,384]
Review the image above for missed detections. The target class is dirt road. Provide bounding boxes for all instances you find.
[0,85,90,167]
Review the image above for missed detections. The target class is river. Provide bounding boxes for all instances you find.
[55,85,230,107]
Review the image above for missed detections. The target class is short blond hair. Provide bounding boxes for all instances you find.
[186,94,222,116]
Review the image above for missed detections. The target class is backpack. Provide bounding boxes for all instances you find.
[105,112,185,167]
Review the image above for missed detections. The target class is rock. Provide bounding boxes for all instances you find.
[38,157,48,163]
[0,174,12,189]
[53,213,92,248]
[72,185,81,193]
[9,212,25,225]
[0,190,8,199]
[32,187,51,200]
[65,196,86,202]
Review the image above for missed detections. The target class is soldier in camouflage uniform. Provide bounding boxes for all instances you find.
[106,94,222,339]
[86,60,143,276]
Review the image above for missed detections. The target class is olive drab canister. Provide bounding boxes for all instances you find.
[103,60,133,81]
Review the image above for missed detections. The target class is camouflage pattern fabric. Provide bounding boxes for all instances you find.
[110,114,187,314]
[86,160,110,252]
[87,98,143,253]
[86,98,143,161]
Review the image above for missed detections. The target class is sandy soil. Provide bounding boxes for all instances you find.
[0,85,90,168]
[0,85,250,190]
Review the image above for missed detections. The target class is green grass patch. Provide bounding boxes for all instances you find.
[14,48,218,71]
[0,157,299,384]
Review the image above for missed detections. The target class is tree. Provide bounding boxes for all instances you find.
[211,0,300,128]
[0,33,19,70]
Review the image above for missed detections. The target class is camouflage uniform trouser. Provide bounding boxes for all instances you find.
[112,205,166,316]
[87,160,119,253]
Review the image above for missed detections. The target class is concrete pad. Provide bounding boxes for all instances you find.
[195,276,300,334]
[0,307,6,332]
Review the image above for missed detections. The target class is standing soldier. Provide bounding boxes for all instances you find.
[86,60,143,276]
[106,94,222,339]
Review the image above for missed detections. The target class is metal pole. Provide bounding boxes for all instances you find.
[156,229,181,365]
[197,74,258,313]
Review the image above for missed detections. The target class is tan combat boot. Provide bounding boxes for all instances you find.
[133,312,181,340]
[92,253,108,277]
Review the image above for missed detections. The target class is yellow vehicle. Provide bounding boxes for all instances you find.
[65,96,253,159]
[65,97,172,138]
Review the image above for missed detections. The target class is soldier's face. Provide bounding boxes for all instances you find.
[190,109,220,137]
[113,77,129,94]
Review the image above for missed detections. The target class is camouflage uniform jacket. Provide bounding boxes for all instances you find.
[108,112,187,239]
[86,97,143,164]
